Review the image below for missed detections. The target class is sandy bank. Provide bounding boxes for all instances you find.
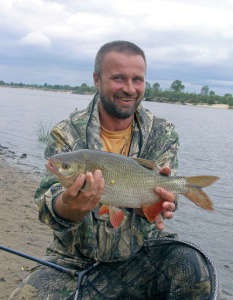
[0,158,51,299]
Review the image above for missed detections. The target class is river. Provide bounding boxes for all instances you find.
[0,87,232,299]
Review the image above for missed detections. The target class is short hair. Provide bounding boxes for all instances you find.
[94,40,146,77]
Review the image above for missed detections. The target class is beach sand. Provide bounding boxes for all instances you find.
[0,158,51,299]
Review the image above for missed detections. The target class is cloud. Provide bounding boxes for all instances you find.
[20,32,51,47]
[0,0,233,95]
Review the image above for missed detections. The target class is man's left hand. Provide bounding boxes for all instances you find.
[154,166,176,230]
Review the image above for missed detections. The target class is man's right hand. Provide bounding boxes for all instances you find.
[55,169,105,222]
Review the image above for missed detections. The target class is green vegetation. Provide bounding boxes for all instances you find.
[144,80,233,108]
[0,80,96,95]
[37,121,52,144]
[1,79,233,108]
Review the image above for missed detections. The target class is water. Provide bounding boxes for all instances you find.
[0,87,232,298]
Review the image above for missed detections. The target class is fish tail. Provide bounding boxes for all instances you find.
[183,176,219,210]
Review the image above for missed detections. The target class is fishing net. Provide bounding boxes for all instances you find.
[8,239,218,300]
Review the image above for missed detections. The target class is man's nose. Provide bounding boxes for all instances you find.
[122,80,136,95]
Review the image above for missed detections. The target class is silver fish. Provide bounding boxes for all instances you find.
[46,149,219,228]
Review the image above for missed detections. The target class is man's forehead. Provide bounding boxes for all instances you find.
[103,50,144,62]
[101,51,146,73]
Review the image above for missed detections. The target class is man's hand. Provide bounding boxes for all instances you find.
[154,166,176,230]
[55,169,104,222]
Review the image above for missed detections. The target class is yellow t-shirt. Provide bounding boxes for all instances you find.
[100,124,133,156]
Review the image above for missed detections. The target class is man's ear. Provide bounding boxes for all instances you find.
[93,72,100,91]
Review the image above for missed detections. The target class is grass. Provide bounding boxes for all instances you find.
[37,121,52,144]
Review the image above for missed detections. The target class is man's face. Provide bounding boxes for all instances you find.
[94,51,146,119]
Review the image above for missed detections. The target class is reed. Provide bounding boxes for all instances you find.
[37,121,52,143]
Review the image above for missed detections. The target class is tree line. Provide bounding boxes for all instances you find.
[0,80,96,95]
[1,79,233,108]
[145,80,233,108]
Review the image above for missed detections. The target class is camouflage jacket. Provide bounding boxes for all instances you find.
[34,94,179,263]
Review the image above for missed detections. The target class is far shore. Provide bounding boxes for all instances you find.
[1,86,232,110]
[185,103,230,110]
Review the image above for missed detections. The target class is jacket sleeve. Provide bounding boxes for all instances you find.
[142,118,179,210]
[34,120,82,231]
[142,118,179,176]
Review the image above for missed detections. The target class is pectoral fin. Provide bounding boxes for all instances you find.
[109,207,125,229]
[99,205,125,228]
[142,201,163,223]
[99,204,110,215]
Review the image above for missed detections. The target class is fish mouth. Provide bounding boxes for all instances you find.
[46,158,59,175]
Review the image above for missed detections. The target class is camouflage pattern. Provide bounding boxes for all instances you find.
[34,94,179,263]
[9,94,216,299]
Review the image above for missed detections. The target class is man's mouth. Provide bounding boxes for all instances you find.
[116,97,136,102]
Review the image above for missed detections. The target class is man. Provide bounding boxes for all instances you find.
[10,41,214,299]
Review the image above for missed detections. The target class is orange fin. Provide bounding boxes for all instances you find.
[183,188,213,210]
[184,176,219,210]
[186,176,219,187]
[99,204,110,216]
[109,207,125,229]
[142,201,163,223]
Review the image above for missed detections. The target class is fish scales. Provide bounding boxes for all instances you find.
[46,149,219,228]
[48,150,187,207]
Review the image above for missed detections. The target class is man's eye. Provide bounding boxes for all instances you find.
[134,77,143,83]
[113,76,123,81]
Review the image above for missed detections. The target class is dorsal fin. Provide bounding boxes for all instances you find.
[133,158,158,170]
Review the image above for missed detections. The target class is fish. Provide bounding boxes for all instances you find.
[46,149,219,229]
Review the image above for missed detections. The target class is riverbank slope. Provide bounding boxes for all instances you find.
[0,158,51,299]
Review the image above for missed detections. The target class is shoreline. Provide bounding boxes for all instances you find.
[1,86,231,110]
[0,152,232,299]
[0,157,51,299]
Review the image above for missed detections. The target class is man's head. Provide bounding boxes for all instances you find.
[94,41,146,120]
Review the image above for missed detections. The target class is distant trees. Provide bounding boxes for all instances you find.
[170,80,185,93]
[73,83,96,94]
[201,85,209,96]
[0,80,96,95]
[143,80,233,108]
[1,79,233,108]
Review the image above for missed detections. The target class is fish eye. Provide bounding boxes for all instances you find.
[62,162,70,170]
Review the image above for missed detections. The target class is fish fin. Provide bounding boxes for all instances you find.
[109,207,125,229]
[186,176,219,187]
[183,188,213,210]
[99,204,110,216]
[133,158,158,170]
[183,176,219,210]
[142,201,163,223]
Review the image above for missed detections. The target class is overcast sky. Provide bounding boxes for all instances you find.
[1,0,233,95]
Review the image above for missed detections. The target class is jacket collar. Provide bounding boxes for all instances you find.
[71,93,154,157]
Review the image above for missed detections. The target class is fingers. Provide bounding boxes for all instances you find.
[154,214,165,231]
[155,187,175,203]
[154,186,176,228]
[159,166,170,176]
[80,170,104,209]
[62,170,104,208]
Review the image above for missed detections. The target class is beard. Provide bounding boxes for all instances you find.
[99,94,141,119]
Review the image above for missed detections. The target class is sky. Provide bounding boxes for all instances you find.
[1,0,233,95]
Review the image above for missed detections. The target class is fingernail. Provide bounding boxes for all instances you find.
[96,169,102,176]
[156,187,161,193]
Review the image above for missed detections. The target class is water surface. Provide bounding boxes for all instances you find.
[0,87,232,298]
